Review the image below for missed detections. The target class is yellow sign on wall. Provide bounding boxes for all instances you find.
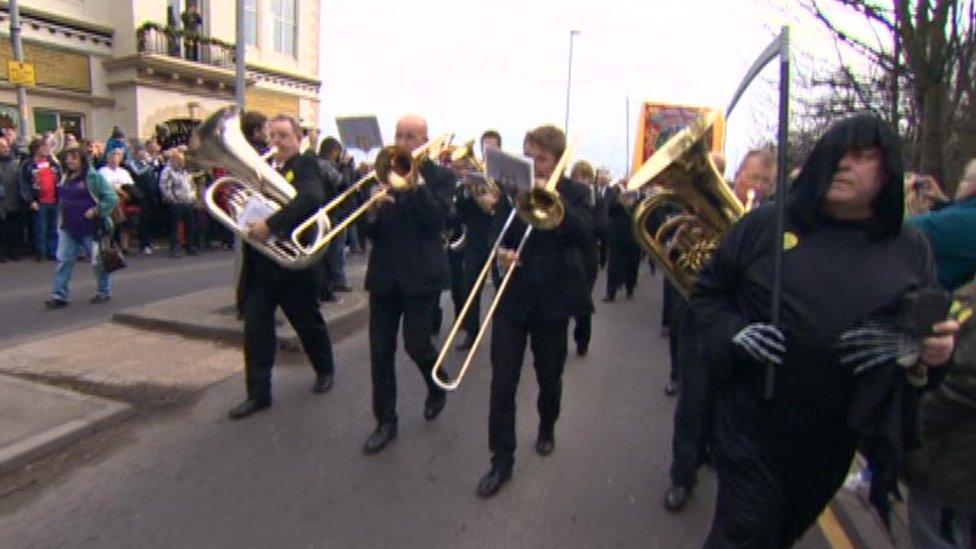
[0,42,91,93]
[7,61,35,87]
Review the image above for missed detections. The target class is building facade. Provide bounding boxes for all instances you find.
[0,0,320,145]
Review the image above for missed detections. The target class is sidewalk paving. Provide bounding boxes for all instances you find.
[0,258,369,475]
[0,374,132,475]
[113,262,367,352]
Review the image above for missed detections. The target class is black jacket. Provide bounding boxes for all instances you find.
[456,185,495,260]
[493,177,595,321]
[606,186,639,248]
[364,160,454,296]
[245,153,328,282]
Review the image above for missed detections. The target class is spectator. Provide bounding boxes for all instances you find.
[83,139,105,170]
[44,147,118,308]
[903,158,976,547]
[104,126,129,164]
[98,148,137,253]
[0,138,22,261]
[19,136,63,261]
[127,143,161,254]
[317,137,350,292]
[159,151,197,257]
[181,1,203,61]
[907,162,976,291]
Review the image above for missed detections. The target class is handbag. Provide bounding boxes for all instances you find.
[96,234,127,273]
[84,173,127,273]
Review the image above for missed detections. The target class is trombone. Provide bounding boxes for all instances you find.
[289,133,454,256]
[431,136,579,391]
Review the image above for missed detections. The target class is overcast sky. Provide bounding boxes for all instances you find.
[317,0,872,179]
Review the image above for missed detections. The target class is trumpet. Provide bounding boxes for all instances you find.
[289,134,454,257]
[431,136,579,391]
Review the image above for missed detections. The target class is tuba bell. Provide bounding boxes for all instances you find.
[626,110,744,297]
[188,106,331,269]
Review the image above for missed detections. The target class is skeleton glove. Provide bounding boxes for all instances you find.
[732,323,786,366]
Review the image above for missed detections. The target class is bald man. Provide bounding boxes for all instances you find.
[361,114,457,454]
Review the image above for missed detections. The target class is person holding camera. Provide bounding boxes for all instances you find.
[907,161,976,291]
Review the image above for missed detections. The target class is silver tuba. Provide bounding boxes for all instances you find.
[188,106,331,270]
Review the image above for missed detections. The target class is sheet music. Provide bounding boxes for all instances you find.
[237,195,274,231]
[485,148,534,193]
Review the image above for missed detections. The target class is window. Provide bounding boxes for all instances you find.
[244,0,257,46]
[271,0,296,56]
[32,109,85,139]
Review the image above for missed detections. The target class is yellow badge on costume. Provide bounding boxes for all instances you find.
[284,170,295,183]
[783,231,798,251]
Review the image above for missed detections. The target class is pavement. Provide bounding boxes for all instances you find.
[0,374,132,476]
[0,257,369,477]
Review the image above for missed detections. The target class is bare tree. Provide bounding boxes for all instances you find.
[803,0,975,187]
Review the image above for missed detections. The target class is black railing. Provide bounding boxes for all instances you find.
[136,23,235,69]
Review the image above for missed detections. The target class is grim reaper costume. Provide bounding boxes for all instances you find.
[691,114,939,547]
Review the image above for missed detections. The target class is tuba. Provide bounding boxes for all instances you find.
[626,110,744,297]
[189,106,331,269]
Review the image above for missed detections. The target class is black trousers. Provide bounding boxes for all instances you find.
[369,291,443,425]
[461,248,490,335]
[606,243,640,298]
[573,268,597,350]
[168,203,196,252]
[488,311,569,468]
[668,297,713,489]
[448,249,465,322]
[2,210,29,258]
[597,237,607,269]
[243,269,335,401]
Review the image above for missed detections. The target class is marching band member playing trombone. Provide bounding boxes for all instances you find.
[474,125,594,498]
[361,114,456,455]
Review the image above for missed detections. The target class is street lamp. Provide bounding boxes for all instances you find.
[564,29,580,134]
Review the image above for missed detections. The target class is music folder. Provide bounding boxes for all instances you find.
[485,148,533,194]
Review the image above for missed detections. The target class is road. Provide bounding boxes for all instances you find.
[0,268,832,548]
[0,250,234,350]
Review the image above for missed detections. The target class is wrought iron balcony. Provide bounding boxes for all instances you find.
[135,22,234,70]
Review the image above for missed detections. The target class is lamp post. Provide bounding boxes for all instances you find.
[564,29,580,134]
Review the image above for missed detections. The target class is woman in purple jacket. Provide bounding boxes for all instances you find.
[44,147,119,309]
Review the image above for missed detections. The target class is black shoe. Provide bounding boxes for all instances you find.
[44,298,68,309]
[333,284,353,292]
[476,464,512,498]
[602,295,615,302]
[664,380,680,396]
[423,390,447,421]
[89,294,111,304]
[363,423,397,454]
[228,398,270,420]
[312,373,333,394]
[455,333,475,351]
[576,342,588,357]
[535,431,555,456]
[663,485,690,512]
[626,289,634,299]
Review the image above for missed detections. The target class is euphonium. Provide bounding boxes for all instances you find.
[626,110,744,297]
[189,106,331,269]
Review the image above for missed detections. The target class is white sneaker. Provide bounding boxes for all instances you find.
[142,246,153,255]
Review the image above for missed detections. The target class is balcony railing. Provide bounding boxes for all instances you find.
[136,22,235,70]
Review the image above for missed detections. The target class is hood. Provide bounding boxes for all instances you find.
[788,113,905,240]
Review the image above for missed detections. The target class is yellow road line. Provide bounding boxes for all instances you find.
[818,506,854,549]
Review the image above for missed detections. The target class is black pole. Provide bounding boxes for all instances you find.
[764,26,790,400]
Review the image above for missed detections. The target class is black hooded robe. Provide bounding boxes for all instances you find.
[691,115,938,547]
